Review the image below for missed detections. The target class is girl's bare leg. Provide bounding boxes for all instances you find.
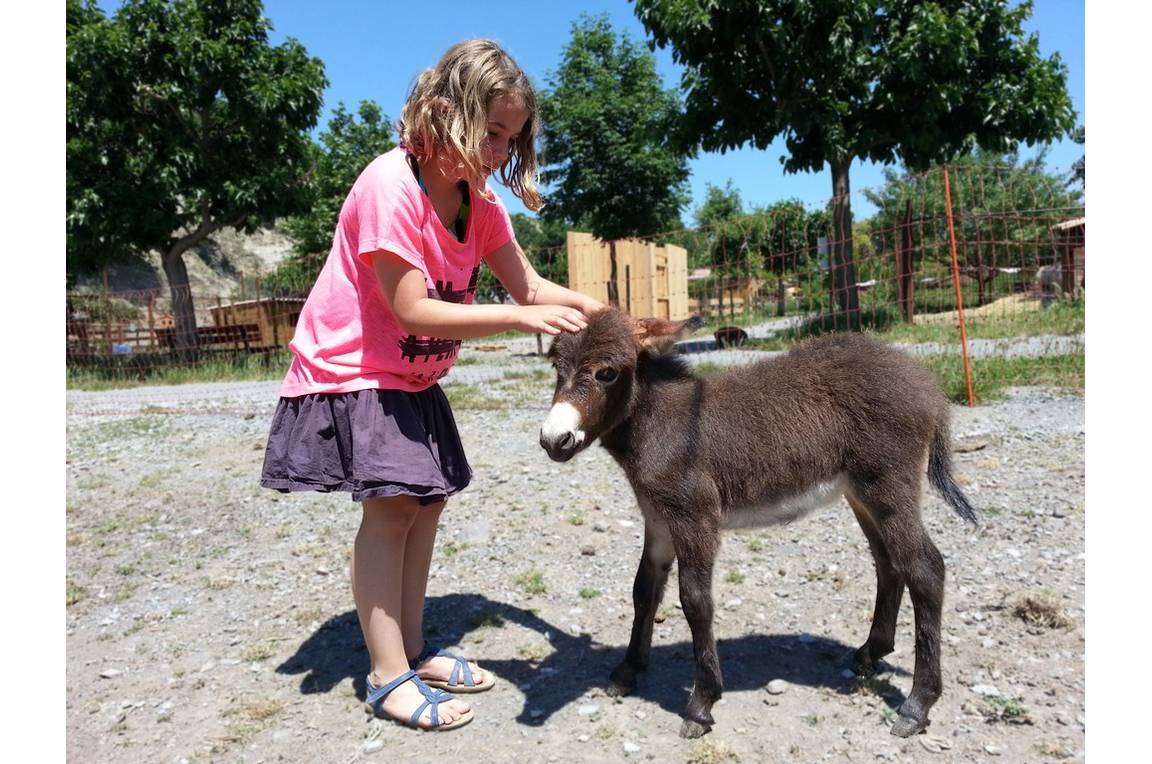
[401,500,488,686]
[353,495,469,727]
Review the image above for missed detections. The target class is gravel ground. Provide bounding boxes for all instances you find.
[66,342,1084,763]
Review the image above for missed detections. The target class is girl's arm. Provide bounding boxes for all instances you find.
[484,238,606,315]
[372,250,589,339]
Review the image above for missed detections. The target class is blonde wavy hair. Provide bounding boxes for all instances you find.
[398,39,542,211]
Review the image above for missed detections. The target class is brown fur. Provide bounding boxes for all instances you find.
[540,308,976,739]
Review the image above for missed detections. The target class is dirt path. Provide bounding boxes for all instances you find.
[66,374,1084,763]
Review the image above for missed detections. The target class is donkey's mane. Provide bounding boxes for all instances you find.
[637,349,695,384]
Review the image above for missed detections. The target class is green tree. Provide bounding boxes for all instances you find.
[474,213,569,303]
[1067,125,1084,190]
[267,101,397,293]
[539,14,691,241]
[693,180,744,228]
[635,0,1077,316]
[711,199,828,281]
[67,0,326,357]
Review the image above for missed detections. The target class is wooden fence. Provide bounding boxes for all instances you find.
[566,232,690,320]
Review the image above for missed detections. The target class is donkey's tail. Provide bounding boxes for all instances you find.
[927,418,979,525]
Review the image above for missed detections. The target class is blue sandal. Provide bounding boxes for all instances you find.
[409,642,496,693]
[364,670,473,731]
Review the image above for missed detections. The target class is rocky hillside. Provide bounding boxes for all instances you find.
[69,225,298,322]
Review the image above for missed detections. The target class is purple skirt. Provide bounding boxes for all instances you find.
[260,386,471,504]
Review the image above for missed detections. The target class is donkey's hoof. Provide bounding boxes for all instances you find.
[889,714,928,738]
[606,681,634,698]
[679,718,711,739]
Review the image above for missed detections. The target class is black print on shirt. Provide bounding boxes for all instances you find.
[397,266,481,364]
[430,266,480,304]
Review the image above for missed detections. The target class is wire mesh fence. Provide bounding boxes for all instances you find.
[67,164,1084,403]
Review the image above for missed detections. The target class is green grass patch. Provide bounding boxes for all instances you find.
[981,695,1032,724]
[67,350,293,391]
[443,383,505,410]
[468,610,506,628]
[579,587,601,600]
[515,569,547,595]
[699,352,1082,404]
[918,352,1083,402]
[66,580,85,607]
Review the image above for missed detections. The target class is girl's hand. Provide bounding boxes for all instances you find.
[516,304,589,335]
[581,296,608,315]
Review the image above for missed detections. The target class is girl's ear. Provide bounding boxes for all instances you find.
[631,316,704,353]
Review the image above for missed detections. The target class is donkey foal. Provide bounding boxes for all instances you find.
[539,309,977,739]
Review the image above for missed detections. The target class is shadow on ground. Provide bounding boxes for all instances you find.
[276,593,909,724]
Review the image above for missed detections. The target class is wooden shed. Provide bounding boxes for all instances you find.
[566,232,689,320]
[208,297,305,351]
[1052,217,1085,295]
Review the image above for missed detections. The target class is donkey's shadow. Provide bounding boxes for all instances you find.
[275,593,909,724]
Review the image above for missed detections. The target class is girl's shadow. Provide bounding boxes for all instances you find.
[275,593,909,724]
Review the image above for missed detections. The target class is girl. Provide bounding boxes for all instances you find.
[261,39,602,731]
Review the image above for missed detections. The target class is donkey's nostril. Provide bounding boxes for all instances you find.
[559,432,577,450]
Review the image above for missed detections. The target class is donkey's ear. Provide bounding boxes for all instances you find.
[632,315,704,353]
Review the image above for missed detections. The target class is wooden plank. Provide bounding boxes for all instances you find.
[665,244,689,319]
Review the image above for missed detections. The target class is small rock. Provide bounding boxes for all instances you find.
[918,735,952,753]
[984,744,1002,756]
[578,704,600,716]
[1051,507,1068,518]
[580,546,596,556]
[99,669,122,679]
[592,522,609,533]
[981,638,997,649]
[577,734,590,743]
[634,710,647,720]
[459,520,491,544]
[954,439,989,453]
[766,679,788,695]
[361,739,384,754]
[971,684,1001,697]
[724,598,743,610]
[622,741,641,754]
[315,567,330,576]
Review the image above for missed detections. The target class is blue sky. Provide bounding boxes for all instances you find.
[102,0,1085,222]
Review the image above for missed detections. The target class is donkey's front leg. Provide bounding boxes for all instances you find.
[672,521,723,739]
[609,517,676,697]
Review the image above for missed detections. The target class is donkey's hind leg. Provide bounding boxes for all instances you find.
[608,516,676,697]
[846,493,905,677]
[849,473,946,738]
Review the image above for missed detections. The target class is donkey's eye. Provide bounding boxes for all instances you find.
[594,368,618,384]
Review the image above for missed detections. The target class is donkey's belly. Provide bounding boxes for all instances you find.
[721,474,848,529]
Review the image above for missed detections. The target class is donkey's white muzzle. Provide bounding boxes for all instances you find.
[539,402,586,462]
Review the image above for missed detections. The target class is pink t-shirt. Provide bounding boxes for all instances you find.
[279,147,515,396]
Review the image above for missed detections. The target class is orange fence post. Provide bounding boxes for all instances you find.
[942,167,976,407]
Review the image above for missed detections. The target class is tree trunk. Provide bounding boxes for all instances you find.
[161,247,199,364]
[830,159,860,316]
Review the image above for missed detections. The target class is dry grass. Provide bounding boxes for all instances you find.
[687,740,741,764]
[1012,592,1074,629]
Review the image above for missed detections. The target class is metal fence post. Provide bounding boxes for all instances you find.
[943,167,976,407]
